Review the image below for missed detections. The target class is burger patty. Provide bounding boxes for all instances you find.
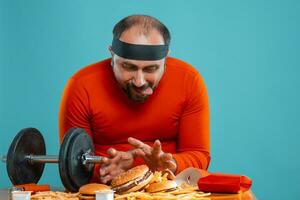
[113,170,152,193]
[162,187,178,192]
[80,194,95,196]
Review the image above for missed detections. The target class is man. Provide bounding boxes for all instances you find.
[59,15,210,184]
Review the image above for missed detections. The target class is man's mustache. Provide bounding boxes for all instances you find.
[128,83,151,91]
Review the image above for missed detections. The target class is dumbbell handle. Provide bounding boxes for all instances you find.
[26,155,59,163]
[26,155,104,164]
[2,155,58,164]
[82,154,103,164]
[2,154,103,164]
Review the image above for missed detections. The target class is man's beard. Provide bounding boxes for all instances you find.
[111,59,159,103]
[124,82,154,103]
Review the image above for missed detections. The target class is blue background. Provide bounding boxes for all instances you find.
[1,1,299,199]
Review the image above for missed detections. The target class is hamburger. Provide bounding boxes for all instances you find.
[111,165,154,194]
[146,180,177,193]
[79,183,112,199]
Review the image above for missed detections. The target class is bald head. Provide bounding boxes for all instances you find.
[113,15,171,45]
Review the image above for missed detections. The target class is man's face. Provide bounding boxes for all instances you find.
[110,28,167,103]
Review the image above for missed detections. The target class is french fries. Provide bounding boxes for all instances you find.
[30,169,211,200]
[114,192,210,200]
[30,187,211,200]
[30,185,210,200]
[149,171,168,184]
[31,191,79,200]
[114,183,211,200]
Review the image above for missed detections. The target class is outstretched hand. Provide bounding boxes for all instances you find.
[128,137,177,173]
[99,148,144,184]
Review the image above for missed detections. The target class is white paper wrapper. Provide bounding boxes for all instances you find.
[174,167,202,186]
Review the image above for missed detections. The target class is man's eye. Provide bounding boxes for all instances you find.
[144,66,158,73]
[122,64,136,71]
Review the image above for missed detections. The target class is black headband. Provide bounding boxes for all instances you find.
[111,37,169,60]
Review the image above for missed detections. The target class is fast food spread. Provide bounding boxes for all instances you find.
[24,165,211,200]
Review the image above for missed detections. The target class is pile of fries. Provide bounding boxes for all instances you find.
[31,191,79,200]
[114,186,211,200]
[30,187,210,200]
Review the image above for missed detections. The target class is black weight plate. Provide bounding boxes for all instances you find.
[67,129,95,189]
[6,128,46,185]
[59,128,80,192]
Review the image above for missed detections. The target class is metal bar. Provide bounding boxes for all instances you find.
[25,155,59,164]
[83,155,103,164]
[2,154,59,164]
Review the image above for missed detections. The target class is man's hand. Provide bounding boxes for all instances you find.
[128,137,177,173]
[99,148,144,184]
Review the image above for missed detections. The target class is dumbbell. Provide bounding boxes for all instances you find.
[2,127,103,192]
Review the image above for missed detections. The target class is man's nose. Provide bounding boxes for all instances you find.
[132,70,146,87]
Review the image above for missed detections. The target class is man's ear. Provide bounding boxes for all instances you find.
[108,45,113,55]
[108,45,114,67]
[163,50,171,68]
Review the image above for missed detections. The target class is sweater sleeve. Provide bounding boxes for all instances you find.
[173,72,210,174]
[58,77,93,142]
[58,77,102,182]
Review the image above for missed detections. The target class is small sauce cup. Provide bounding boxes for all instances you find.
[11,191,31,200]
[96,190,114,200]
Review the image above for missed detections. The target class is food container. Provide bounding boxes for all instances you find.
[96,190,114,200]
[11,191,31,200]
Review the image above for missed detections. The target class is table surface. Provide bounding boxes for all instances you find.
[209,190,256,200]
[0,189,256,200]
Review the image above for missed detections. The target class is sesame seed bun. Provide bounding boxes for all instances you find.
[111,165,149,187]
[146,180,177,193]
[111,165,153,194]
[79,183,111,200]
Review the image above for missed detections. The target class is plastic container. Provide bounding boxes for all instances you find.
[11,191,31,200]
[96,190,114,200]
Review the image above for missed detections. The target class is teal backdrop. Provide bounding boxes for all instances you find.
[1,1,299,199]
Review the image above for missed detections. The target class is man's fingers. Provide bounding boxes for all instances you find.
[100,167,123,184]
[128,137,145,148]
[166,159,177,169]
[107,148,118,158]
[111,153,122,163]
[161,153,173,162]
[99,162,118,177]
[128,137,151,154]
[152,140,162,156]
[100,174,113,184]
[101,157,110,165]
[130,148,145,158]
[99,166,108,176]
[161,161,177,173]
[161,153,177,172]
